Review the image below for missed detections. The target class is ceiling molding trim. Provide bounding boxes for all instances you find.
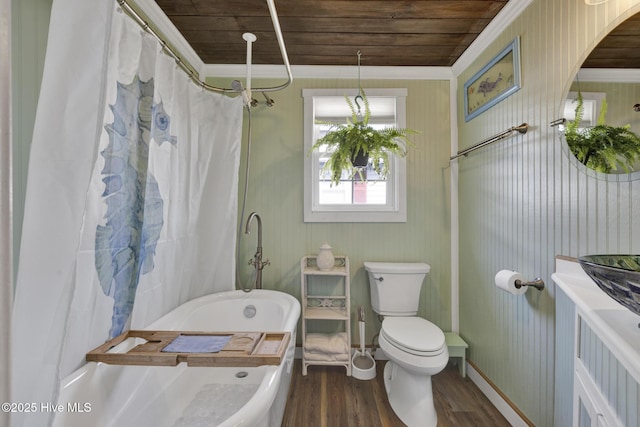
[451,0,533,77]
[577,68,640,83]
[201,64,453,80]
[130,0,206,80]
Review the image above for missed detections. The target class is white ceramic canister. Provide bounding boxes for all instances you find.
[316,242,335,271]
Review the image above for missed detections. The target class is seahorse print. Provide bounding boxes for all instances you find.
[95,75,177,339]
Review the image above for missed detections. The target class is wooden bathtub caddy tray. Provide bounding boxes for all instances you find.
[86,330,290,367]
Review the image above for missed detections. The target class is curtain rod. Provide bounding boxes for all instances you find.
[117,0,293,94]
[450,123,529,161]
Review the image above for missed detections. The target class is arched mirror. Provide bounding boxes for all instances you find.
[560,11,640,181]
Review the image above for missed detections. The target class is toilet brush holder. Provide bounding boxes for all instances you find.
[351,349,376,380]
[352,313,376,380]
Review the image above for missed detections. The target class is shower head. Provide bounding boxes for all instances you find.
[231,80,251,108]
[231,79,243,92]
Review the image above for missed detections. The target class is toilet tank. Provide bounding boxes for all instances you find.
[364,262,431,316]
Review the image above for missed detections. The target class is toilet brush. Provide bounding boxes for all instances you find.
[352,306,374,370]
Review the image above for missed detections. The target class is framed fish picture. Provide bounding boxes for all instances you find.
[464,37,521,122]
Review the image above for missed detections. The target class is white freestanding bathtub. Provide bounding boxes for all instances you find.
[52,289,300,427]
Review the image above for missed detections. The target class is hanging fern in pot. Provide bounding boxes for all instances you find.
[565,92,640,173]
[311,91,417,186]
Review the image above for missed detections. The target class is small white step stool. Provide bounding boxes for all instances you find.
[444,332,469,378]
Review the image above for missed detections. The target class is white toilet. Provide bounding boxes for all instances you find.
[364,262,448,427]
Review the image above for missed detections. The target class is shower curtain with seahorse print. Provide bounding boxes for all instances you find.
[11,1,243,425]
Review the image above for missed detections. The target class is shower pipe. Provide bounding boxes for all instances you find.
[117,0,293,95]
[450,123,529,161]
[236,107,259,292]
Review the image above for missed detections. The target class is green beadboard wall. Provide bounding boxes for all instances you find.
[456,0,640,425]
[11,0,51,282]
[212,77,453,344]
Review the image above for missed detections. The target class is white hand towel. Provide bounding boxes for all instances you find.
[304,351,350,362]
[304,332,349,354]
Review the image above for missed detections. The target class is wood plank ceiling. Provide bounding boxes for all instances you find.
[154,0,640,69]
[582,11,640,69]
[155,0,509,67]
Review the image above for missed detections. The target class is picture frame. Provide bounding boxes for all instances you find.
[464,37,521,122]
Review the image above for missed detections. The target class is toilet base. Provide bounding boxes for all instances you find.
[383,361,438,427]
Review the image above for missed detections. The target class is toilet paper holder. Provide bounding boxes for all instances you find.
[514,277,545,291]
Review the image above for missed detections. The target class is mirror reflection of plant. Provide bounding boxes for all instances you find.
[565,92,640,173]
[311,91,417,186]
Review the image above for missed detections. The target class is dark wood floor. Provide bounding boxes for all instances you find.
[282,359,511,427]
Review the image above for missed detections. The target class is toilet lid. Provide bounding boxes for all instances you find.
[381,317,445,354]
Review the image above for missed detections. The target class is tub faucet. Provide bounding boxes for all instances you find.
[245,212,269,289]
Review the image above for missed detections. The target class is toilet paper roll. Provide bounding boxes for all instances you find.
[494,270,527,295]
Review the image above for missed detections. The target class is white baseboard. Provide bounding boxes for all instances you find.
[466,362,529,427]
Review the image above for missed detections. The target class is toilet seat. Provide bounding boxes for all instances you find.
[381,317,445,357]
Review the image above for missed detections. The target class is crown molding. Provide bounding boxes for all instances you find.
[451,0,534,77]
[577,68,640,83]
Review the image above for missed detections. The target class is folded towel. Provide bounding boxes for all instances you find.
[161,334,232,353]
[303,332,349,354]
[304,351,350,362]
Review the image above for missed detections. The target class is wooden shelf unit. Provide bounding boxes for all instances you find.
[300,255,351,376]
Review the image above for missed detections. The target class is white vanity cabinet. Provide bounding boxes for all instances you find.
[574,358,613,427]
[553,257,640,427]
[573,313,626,427]
[300,255,351,376]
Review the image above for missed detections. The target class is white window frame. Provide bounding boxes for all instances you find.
[564,91,606,127]
[303,88,408,223]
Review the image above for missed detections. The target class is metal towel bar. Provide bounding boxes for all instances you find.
[450,123,529,161]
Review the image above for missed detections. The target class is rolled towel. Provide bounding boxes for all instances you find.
[304,332,349,354]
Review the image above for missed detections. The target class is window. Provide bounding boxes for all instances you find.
[303,88,408,222]
[564,92,605,128]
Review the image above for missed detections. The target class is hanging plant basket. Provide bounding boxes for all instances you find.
[350,149,369,168]
[565,92,640,173]
[311,91,417,186]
